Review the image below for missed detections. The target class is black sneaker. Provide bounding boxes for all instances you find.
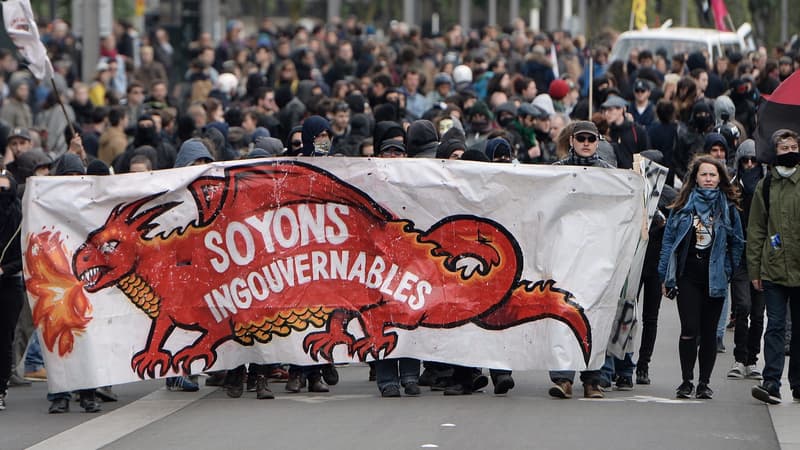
[792,389,800,402]
[8,373,31,387]
[676,381,694,399]
[79,391,102,413]
[205,371,226,387]
[430,377,452,391]
[752,384,782,404]
[404,382,421,396]
[615,376,634,391]
[443,383,472,396]
[636,368,650,385]
[493,374,515,395]
[418,368,436,387]
[48,397,70,414]
[695,383,713,399]
[321,365,339,386]
[471,374,489,392]
[381,385,401,398]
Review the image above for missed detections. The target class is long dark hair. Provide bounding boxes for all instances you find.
[670,155,741,211]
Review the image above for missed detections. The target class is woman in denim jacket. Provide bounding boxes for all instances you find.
[658,155,744,400]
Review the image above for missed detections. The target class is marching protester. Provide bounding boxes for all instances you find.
[549,121,614,400]
[658,155,744,399]
[727,139,765,381]
[1,5,799,417]
[749,129,800,404]
[0,170,24,411]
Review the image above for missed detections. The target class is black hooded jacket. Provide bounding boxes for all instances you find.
[0,173,23,278]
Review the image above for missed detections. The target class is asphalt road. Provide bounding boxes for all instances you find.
[0,301,789,450]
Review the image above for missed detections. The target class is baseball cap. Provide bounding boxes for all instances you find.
[601,95,628,109]
[634,79,651,92]
[8,127,31,141]
[572,121,599,136]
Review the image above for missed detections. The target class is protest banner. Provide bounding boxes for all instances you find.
[23,158,644,391]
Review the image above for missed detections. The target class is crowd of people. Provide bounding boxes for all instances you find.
[1,14,799,413]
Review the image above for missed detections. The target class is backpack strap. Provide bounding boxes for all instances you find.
[763,171,772,215]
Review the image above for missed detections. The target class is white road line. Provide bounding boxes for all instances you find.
[27,387,216,450]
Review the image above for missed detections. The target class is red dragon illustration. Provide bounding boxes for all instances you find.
[31,161,591,379]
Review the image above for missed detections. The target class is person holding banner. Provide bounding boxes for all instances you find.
[658,155,744,400]
[549,120,614,400]
[0,170,24,411]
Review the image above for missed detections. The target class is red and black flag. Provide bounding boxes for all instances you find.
[755,70,800,164]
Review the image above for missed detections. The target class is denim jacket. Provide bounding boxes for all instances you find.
[657,201,745,298]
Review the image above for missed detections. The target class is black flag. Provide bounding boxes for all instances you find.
[755,70,800,164]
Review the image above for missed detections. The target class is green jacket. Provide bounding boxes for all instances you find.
[747,167,800,286]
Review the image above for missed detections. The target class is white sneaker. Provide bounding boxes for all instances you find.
[745,365,763,380]
[727,362,745,379]
[0,392,6,411]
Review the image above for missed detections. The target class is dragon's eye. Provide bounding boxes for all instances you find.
[100,240,119,254]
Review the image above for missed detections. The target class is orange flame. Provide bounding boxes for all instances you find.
[25,231,92,356]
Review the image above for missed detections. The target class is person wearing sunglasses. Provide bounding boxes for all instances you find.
[552,121,614,169]
[726,139,766,382]
[549,121,614,400]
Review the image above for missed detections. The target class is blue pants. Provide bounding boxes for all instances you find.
[25,333,45,373]
[600,352,635,384]
[761,281,800,391]
[375,358,420,390]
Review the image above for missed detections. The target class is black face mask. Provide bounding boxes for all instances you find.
[740,166,763,194]
[497,116,515,128]
[775,152,800,168]
[134,127,158,147]
[471,120,491,133]
[690,115,713,132]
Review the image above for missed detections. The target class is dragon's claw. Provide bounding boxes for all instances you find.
[171,348,217,374]
[303,330,355,362]
[350,332,398,361]
[131,349,172,379]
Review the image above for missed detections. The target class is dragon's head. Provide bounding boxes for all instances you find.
[72,193,180,292]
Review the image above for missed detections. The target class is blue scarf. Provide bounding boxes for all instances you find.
[683,187,729,229]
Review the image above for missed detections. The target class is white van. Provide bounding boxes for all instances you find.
[609,22,755,63]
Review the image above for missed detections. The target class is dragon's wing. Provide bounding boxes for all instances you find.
[187,161,396,227]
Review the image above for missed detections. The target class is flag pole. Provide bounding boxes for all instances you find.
[588,56,594,118]
[49,77,76,136]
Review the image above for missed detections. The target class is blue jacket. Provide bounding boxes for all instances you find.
[657,200,745,298]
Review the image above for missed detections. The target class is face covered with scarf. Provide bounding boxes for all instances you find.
[775,134,800,178]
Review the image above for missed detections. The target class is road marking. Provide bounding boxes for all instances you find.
[275,394,373,404]
[420,445,439,448]
[440,423,456,427]
[578,395,702,404]
[27,387,216,450]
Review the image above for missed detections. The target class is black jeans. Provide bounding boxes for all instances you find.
[637,272,662,371]
[676,276,724,384]
[730,264,765,365]
[0,276,25,392]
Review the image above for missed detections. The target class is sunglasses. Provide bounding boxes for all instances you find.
[574,134,598,143]
[634,89,647,93]
[742,156,758,164]
[291,140,303,147]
